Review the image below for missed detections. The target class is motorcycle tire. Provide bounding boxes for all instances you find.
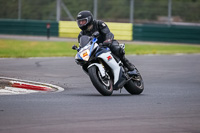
[88,65,113,96]
[124,69,144,95]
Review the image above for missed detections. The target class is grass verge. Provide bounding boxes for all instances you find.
[0,39,200,58]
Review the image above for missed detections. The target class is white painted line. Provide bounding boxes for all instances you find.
[0,77,64,95]
[0,87,38,95]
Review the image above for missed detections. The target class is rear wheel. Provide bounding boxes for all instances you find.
[124,68,144,95]
[88,65,113,96]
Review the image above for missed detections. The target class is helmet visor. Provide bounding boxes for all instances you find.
[77,18,88,27]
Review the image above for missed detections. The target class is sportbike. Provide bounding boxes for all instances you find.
[72,32,144,96]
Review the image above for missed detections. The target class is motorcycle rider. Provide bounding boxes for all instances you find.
[76,10,136,75]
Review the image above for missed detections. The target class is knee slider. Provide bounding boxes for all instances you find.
[119,48,125,55]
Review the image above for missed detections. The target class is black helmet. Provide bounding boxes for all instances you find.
[77,10,93,30]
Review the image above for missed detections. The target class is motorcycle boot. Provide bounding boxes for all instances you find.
[109,41,138,76]
[121,56,134,71]
[120,56,138,76]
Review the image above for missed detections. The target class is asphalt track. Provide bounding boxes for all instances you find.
[0,54,200,133]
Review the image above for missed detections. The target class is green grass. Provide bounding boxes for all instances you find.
[125,43,200,55]
[0,39,200,58]
[0,39,75,58]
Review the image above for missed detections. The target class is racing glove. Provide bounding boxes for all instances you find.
[103,39,112,47]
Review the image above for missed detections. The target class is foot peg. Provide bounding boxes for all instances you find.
[127,69,139,76]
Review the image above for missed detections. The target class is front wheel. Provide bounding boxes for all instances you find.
[88,65,113,96]
[124,68,144,95]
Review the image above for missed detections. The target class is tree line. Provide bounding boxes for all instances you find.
[0,0,199,23]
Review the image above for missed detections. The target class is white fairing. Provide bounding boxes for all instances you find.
[88,63,106,77]
[98,52,120,84]
[119,43,125,49]
[77,43,99,61]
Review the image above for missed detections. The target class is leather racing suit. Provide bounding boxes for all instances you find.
[78,20,135,71]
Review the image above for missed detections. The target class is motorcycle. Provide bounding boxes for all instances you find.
[72,32,144,96]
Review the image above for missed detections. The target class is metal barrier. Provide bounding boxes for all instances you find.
[133,24,200,44]
[0,19,58,37]
[59,21,133,41]
[0,20,200,43]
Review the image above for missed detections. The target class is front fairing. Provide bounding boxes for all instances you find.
[75,38,98,64]
[79,36,91,48]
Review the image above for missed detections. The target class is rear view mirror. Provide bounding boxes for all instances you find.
[72,45,78,50]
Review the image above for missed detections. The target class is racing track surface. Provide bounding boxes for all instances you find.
[0,54,200,133]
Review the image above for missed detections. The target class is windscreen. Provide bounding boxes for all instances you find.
[79,36,91,48]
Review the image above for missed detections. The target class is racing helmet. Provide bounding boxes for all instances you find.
[77,10,93,30]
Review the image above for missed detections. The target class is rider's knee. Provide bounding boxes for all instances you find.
[110,40,125,58]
